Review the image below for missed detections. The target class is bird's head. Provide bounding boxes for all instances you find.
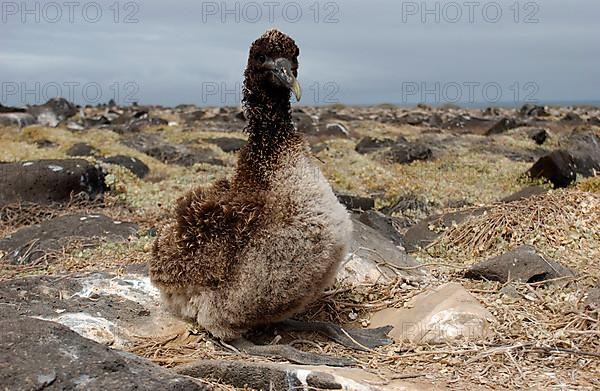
[245,29,301,101]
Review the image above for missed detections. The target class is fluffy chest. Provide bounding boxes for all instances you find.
[272,155,351,233]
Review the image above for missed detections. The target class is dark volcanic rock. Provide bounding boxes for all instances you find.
[387,141,433,164]
[529,128,550,145]
[501,186,547,203]
[443,115,492,134]
[561,112,583,122]
[205,137,247,153]
[403,208,488,252]
[0,112,36,127]
[356,210,405,247]
[527,150,577,188]
[35,139,57,148]
[0,104,26,113]
[101,155,150,179]
[355,137,395,154]
[519,104,549,118]
[396,112,429,126]
[66,143,99,157]
[123,134,224,167]
[0,214,138,264]
[336,193,375,211]
[27,97,77,127]
[527,128,600,187]
[123,116,169,133]
[465,245,575,284]
[0,159,106,207]
[486,117,521,135]
[0,310,206,391]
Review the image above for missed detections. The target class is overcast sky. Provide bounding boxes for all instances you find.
[2,0,599,107]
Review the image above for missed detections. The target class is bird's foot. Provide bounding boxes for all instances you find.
[276,319,393,351]
[224,338,355,367]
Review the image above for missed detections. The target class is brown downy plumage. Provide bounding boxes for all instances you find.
[150,29,352,340]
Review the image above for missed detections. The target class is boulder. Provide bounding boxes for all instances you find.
[527,128,600,187]
[387,142,433,164]
[528,128,550,145]
[561,112,583,122]
[0,309,206,391]
[370,283,495,344]
[101,155,150,179]
[355,137,395,154]
[122,134,224,167]
[0,214,138,264]
[485,117,520,135]
[464,245,575,284]
[0,159,106,207]
[527,150,578,188]
[66,142,99,157]
[204,137,247,153]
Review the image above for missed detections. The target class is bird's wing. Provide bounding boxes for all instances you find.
[150,179,265,288]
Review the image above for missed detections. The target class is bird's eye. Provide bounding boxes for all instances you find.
[257,54,266,63]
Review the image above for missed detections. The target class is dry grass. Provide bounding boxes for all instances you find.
[2,109,600,390]
[428,189,600,276]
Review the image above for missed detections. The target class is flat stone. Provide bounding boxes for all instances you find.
[0,214,138,264]
[336,193,375,211]
[66,142,99,157]
[370,283,495,344]
[123,134,224,167]
[337,216,423,286]
[356,210,405,247]
[500,186,547,203]
[355,137,396,154]
[204,137,247,153]
[0,309,206,391]
[177,360,446,391]
[101,155,150,179]
[464,245,575,284]
[485,117,521,135]
[387,142,433,164]
[0,159,106,207]
[0,272,184,348]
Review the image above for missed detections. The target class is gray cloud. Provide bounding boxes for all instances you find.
[1,0,599,107]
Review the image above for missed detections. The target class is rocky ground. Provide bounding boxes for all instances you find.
[0,98,599,390]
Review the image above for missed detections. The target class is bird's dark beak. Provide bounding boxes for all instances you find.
[271,58,302,101]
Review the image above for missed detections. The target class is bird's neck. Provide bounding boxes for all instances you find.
[237,86,299,187]
[244,87,295,146]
